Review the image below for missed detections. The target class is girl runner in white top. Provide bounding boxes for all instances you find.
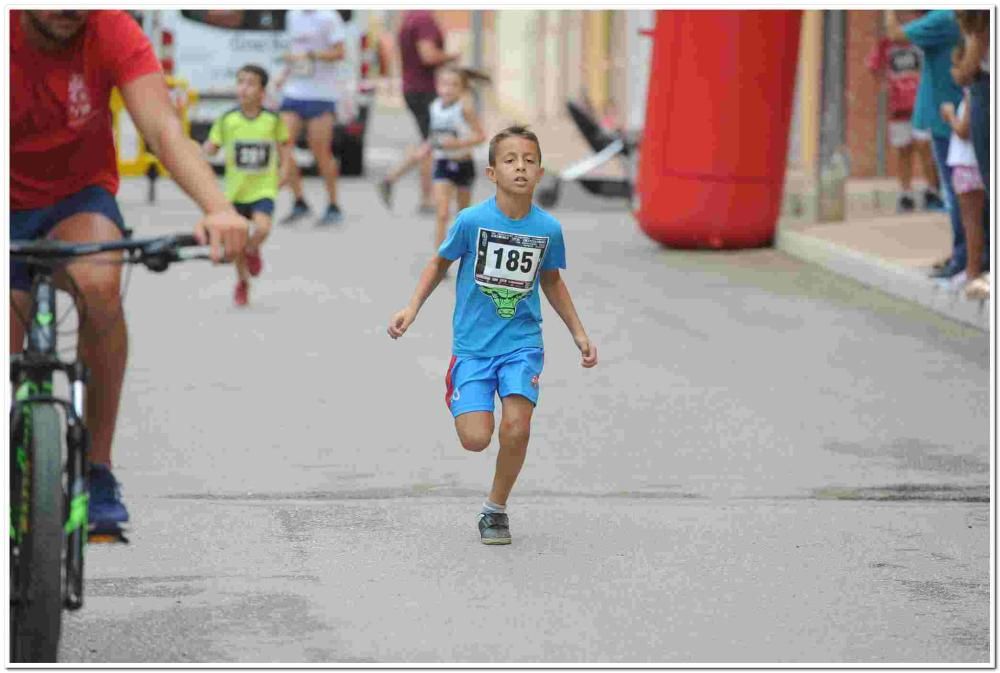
[378,67,489,251]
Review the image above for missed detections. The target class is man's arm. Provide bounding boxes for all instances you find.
[388,256,454,339]
[416,38,458,68]
[540,269,598,367]
[120,72,247,261]
[884,10,909,43]
[202,140,220,157]
[952,32,985,86]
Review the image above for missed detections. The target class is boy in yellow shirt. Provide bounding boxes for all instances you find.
[204,64,292,306]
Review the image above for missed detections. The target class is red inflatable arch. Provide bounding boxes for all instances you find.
[635,10,802,249]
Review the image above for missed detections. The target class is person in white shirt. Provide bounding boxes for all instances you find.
[275,9,346,226]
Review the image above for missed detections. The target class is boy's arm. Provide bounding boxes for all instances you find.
[388,256,454,339]
[540,269,598,368]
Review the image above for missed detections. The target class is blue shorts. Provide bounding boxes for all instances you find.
[10,185,127,292]
[433,159,475,188]
[279,97,336,120]
[234,198,275,219]
[444,347,544,417]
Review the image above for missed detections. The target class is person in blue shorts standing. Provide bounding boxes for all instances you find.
[388,125,598,545]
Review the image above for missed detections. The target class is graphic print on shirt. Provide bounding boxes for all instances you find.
[474,228,548,319]
[234,141,272,172]
[67,73,95,128]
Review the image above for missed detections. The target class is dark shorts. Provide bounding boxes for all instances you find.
[10,185,127,292]
[233,198,275,219]
[433,159,476,188]
[404,90,436,139]
[279,97,336,121]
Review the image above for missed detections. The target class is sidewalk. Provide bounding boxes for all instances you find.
[775,180,991,332]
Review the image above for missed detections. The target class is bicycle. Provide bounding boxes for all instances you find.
[9,234,212,662]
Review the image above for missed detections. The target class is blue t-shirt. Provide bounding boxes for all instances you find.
[438,196,566,357]
[904,10,962,138]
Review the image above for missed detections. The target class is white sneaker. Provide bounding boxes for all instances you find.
[938,270,968,292]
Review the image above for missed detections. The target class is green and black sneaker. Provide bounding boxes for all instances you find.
[478,512,511,545]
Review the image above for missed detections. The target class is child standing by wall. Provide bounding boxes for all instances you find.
[941,89,988,298]
[388,126,598,545]
[866,29,940,212]
[204,65,292,306]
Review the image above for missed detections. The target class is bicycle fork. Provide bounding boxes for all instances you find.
[11,278,90,610]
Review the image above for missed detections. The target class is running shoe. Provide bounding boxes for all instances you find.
[88,463,129,527]
[280,201,311,225]
[478,512,511,545]
[896,195,915,213]
[317,204,343,226]
[923,190,946,212]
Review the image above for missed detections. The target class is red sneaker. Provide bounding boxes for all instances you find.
[234,280,249,307]
[245,250,263,277]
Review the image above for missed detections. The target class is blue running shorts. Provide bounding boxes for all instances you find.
[444,347,544,417]
[279,97,336,120]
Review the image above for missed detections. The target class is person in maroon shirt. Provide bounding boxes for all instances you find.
[397,10,459,213]
[10,10,248,530]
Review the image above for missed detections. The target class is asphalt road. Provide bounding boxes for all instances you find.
[53,110,991,664]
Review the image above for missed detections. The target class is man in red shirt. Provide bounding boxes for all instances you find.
[10,10,248,530]
[397,10,459,213]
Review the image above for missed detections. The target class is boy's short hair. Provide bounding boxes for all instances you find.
[238,64,269,89]
[488,125,542,167]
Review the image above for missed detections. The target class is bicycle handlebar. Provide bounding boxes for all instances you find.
[9,234,214,273]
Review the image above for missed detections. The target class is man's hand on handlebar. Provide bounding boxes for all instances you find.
[194,209,250,262]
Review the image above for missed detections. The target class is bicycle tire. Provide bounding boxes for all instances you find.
[10,402,64,663]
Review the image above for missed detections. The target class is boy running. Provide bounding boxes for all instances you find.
[204,64,292,306]
[388,126,598,545]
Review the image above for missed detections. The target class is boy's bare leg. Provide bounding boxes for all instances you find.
[433,181,455,250]
[897,143,914,192]
[235,254,250,283]
[249,211,272,253]
[488,395,534,507]
[455,411,494,452]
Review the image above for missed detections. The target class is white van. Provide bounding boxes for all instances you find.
[132,9,376,175]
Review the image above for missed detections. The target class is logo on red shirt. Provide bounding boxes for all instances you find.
[67,73,94,128]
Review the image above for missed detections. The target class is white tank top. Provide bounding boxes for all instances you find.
[946,99,978,168]
[429,97,471,160]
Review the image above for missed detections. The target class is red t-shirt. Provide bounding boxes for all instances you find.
[398,10,443,94]
[10,10,162,210]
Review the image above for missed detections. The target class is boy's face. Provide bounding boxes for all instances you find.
[487,136,544,197]
[236,70,265,107]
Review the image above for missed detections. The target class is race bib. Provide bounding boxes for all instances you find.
[474,228,548,291]
[234,141,272,172]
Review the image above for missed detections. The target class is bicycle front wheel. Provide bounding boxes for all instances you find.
[10,402,65,663]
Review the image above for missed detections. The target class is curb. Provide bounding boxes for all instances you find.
[775,228,991,331]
